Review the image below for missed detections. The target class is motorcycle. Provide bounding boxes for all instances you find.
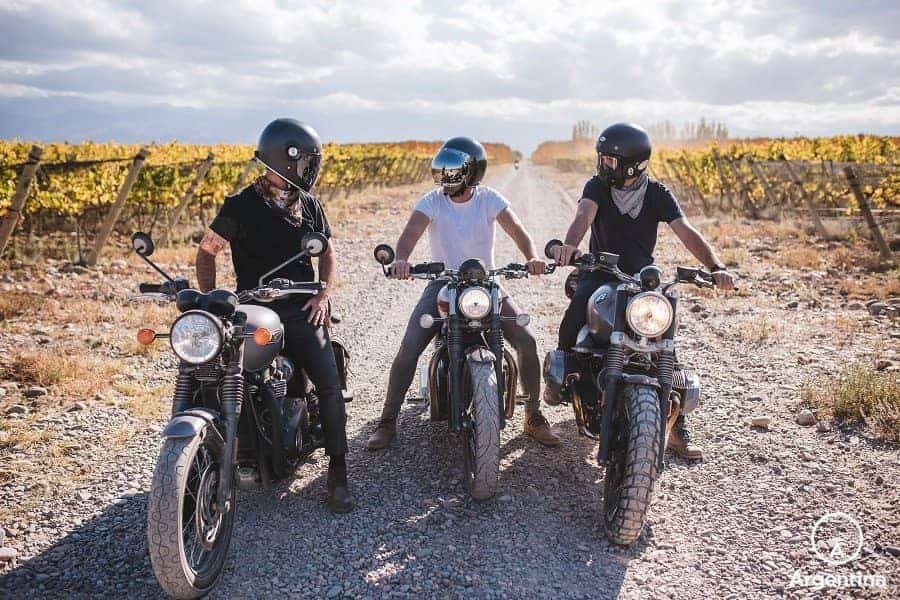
[373,245,550,500]
[542,239,709,546]
[129,231,351,598]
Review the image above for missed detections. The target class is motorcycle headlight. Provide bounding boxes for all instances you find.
[626,292,673,338]
[458,286,492,319]
[170,311,223,364]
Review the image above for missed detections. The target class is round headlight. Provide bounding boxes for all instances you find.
[170,311,223,364]
[458,287,491,319]
[626,292,673,338]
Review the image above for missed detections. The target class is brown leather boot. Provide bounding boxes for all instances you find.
[365,418,396,451]
[667,415,703,460]
[327,460,355,514]
[524,411,560,447]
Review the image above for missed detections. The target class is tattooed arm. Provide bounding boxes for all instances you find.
[196,229,229,292]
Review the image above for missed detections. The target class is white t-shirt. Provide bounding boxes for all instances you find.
[413,186,510,270]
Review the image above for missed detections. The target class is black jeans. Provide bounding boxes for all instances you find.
[268,300,348,457]
[557,271,618,351]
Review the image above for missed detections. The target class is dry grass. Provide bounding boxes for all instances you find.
[0,291,45,321]
[1,348,121,398]
[737,316,783,345]
[802,361,900,443]
[773,246,821,269]
[114,380,171,421]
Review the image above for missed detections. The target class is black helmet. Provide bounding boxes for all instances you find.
[595,123,651,188]
[254,118,322,192]
[431,136,487,196]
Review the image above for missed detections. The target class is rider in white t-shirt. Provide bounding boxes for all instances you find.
[366,137,561,450]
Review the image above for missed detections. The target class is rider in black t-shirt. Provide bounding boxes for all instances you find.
[196,118,354,513]
[551,123,735,461]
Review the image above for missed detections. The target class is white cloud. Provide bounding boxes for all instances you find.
[0,0,897,150]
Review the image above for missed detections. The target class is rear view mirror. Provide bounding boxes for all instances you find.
[131,232,155,257]
[374,244,395,265]
[302,232,328,257]
[544,239,563,259]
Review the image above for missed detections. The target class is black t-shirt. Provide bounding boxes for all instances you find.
[581,176,683,275]
[210,185,331,291]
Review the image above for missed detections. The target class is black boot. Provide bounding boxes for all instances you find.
[327,456,355,514]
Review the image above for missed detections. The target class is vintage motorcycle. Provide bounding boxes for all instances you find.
[373,244,547,500]
[129,231,350,598]
[543,239,708,546]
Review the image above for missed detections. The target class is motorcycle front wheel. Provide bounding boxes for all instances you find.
[603,384,661,546]
[147,432,234,599]
[461,360,501,501]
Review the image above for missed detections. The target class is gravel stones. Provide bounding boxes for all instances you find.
[751,415,772,429]
[795,409,816,426]
[22,387,48,399]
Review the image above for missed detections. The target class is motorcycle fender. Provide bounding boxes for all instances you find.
[620,373,660,388]
[162,409,222,443]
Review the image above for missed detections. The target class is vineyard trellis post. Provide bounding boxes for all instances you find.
[843,165,893,262]
[231,159,255,194]
[711,151,737,214]
[159,152,215,246]
[725,158,760,218]
[0,144,43,258]
[745,157,779,217]
[782,159,829,239]
[83,147,150,266]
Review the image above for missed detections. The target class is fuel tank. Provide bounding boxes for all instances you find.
[586,283,618,342]
[237,304,285,372]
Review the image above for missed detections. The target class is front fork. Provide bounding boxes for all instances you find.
[447,287,463,433]
[216,345,244,514]
[488,287,505,429]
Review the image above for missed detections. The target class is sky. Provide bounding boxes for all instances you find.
[0,0,898,153]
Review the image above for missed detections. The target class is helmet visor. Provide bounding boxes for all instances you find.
[293,152,321,191]
[431,147,471,193]
[598,154,618,170]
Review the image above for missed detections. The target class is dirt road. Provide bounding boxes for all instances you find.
[1,163,897,598]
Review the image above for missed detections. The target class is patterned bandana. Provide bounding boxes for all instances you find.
[611,172,649,219]
[252,175,321,229]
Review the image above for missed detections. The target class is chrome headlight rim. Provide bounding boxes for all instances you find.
[170,310,224,365]
[625,291,673,339]
[457,286,492,319]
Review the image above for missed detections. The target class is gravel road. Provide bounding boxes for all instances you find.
[1,163,897,599]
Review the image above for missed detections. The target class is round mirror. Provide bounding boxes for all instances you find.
[544,239,562,260]
[419,314,435,329]
[373,244,395,265]
[131,232,155,257]
[515,313,531,327]
[302,232,328,257]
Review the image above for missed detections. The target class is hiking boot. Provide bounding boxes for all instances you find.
[524,412,560,447]
[667,415,703,460]
[326,461,355,514]
[365,418,396,451]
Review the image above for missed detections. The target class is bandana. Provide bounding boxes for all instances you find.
[611,173,649,219]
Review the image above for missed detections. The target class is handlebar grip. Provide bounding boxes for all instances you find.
[506,263,526,271]
[410,264,430,275]
[139,283,164,294]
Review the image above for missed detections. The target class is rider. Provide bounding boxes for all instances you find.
[366,137,561,450]
[551,122,735,461]
[195,118,354,513]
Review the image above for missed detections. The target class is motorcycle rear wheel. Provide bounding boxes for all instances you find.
[462,361,501,501]
[147,432,234,599]
[603,384,661,546]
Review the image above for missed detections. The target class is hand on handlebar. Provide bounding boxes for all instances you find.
[711,269,735,290]
[526,258,547,276]
[551,244,581,267]
[389,260,411,280]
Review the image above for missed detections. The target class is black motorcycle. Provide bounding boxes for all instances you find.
[543,239,708,545]
[373,245,548,500]
[129,231,350,598]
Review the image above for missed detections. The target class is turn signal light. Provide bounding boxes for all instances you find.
[137,328,156,345]
[253,327,273,346]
